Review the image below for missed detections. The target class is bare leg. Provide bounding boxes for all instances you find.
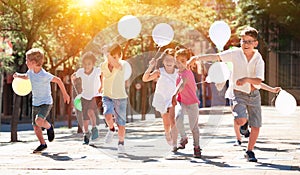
[88,109,97,127]
[248,127,259,151]
[83,120,89,133]
[105,114,114,130]
[117,125,126,142]
[35,117,51,129]
[168,106,178,146]
[33,125,46,144]
[162,112,172,145]
[234,120,242,141]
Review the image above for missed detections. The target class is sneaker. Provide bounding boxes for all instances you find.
[83,132,91,145]
[193,147,202,158]
[244,130,250,138]
[47,124,55,142]
[245,150,258,162]
[33,144,47,153]
[105,130,115,143]
[178,137,188,149]
[233,140,242,146]
[171,146,178,153]
[240,122,249,136]
[91,127,99,140]
[118,144,125,153]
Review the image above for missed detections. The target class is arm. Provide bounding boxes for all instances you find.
[187,54,220,69]
[142,58,160,82]
[236,77,262,86]
[171,77,187,106]
[70,72,77,84]
[261,83,281,93]
[107,54,122,69]
[98,73,103,93]
[13,72,29,79]
[51,76,70,104]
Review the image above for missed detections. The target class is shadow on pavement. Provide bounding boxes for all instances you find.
[41,152,87,161]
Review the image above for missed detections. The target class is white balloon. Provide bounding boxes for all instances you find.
[12,77,32,96]
[275,90,297,115]
[207,62,230,83]
[118,15,142,39]
[152,23,174,47]
[123,61,132,80]
[209,21,231,51]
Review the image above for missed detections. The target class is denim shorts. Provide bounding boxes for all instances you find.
[81,97,99,120]
[32,104,53,126]
[232,90,262,127]
[102,96,127,126]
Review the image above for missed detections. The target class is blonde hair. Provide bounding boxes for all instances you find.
[26,48,44,66]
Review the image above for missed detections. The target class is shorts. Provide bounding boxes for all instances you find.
[102,96,127,126]
[32,104,53,126]
[81,97,99,120]
[232,90,262,127]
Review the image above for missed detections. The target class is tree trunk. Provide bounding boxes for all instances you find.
[11,95,21,142]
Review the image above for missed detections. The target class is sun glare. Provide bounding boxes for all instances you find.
[79,0,96,7]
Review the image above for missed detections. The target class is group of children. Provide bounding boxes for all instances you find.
[14,26,281,162]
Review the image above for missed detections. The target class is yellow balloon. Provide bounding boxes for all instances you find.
[12,77,32,96]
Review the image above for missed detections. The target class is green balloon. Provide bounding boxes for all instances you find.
[74,94,82,111]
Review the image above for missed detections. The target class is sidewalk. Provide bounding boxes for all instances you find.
[0,106,299,175]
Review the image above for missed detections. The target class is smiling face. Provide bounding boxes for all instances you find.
[175,55,188,72]
[162,54,175,71]
[240,35,258,54]
[82,58,95,74]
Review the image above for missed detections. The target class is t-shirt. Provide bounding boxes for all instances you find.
[75,67,101,100]
[100,60,128,99]
[176,69,200,105]
[27,68,54,106]
[218,47,265,94]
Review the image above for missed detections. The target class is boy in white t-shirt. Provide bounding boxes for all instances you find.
[187,27,264,162]
[72,52,101,144]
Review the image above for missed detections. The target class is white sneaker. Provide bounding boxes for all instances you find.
[105,130,115,143]
[118,144,125,153]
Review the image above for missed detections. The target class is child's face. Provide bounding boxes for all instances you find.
[111,53,121,61]
[26,58,35,70]
[240,35,258,53]
[82,59,95,73]
[175,55,188,71]
[163,55,175,70]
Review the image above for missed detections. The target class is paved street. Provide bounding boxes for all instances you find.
[0,106,299,175]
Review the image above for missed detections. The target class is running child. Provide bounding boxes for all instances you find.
[187,27,264,162]
[13,48,70,153]
[142,48,179,152]
[231,83,281,146]
[71,52,101,144]
[100,43,128,153]
[172,48,201,158]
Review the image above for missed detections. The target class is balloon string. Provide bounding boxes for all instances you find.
[271,91,280,106]
[195,81,206,85]
[71,80,79,96]
[154,46,162,69]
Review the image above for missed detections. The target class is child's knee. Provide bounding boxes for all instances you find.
[235,118,247,126]
[35,116,44,126]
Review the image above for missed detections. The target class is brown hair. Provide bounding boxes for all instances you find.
[108,43,122,57]
[175,47,193,61]
[26,48,44,66]
[239,26,258,40]
[82,51,97,63]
